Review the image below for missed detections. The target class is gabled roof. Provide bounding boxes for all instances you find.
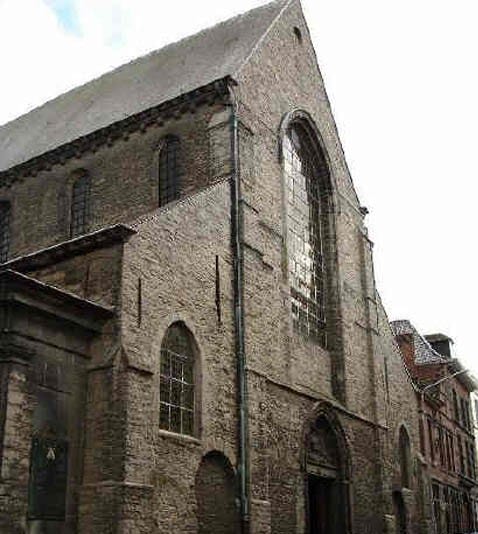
[390,319,448,365]
[0,0,288,173]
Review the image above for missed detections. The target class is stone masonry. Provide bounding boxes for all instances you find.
[0,1,436,532]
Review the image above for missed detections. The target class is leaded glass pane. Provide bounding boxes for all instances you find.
[159,136,181,206]
[285,123,327,345]
[159,323,195,436]
[70,174,90,237]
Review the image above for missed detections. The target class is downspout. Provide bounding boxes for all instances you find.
[228,80,250,533]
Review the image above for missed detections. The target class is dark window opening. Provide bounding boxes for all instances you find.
[293,26,303,43]
[159,135,181,206]
[70,173,90,237]
[0,202,11,262]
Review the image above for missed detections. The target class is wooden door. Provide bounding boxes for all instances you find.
[308,475,333,534]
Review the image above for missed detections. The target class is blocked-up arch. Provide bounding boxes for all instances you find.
[195,451,239,534]
[398,425,412,489]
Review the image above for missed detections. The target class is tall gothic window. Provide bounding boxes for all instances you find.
[70,173,90,237]
[159,322,196,436]
[0,202,11,263]
[284,122,329,345]
[159,135,181,206]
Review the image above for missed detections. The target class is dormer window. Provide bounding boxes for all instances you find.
[0,202,11,262]
[159,135,181,206]
[70,171,90,238]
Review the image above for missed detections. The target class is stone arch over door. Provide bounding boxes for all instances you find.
[195,451,240,534]
[304,407,351,534]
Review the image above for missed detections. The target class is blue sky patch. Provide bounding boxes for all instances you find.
[45,0,80,36]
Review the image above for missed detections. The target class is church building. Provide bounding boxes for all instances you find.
[0,1,432,532]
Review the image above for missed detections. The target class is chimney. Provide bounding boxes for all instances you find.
[425,333,453,359]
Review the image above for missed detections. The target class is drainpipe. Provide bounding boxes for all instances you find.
[228,80,250,534]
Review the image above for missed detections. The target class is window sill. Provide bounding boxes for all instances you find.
[157,428,201,446]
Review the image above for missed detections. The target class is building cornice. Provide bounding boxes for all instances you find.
[0,223,135,273]
[0,269,114,332]
[0,77,233,188]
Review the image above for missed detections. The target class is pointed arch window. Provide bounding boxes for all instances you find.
[0,201,11,263]
[159,135,181,206]
[159,322,196,436]
[284,122,330,345]
[70,172,90,237]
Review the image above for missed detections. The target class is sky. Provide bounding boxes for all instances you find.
[0,0,477,377]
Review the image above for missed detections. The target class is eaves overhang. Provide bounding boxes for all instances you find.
[0,223,136,273]
[0,269,114,333]
[448,358,478,392]
[0,77,232,187]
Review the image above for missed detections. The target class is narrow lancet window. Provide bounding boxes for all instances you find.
[159,135,181,206]
[70,173,90,237]
[284,122,329,345]
[159,322,195,436]
[0,202,11,262]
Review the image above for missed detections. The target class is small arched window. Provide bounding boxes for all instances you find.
[0,201,11,263]
[159,135,181,206]
[399,426,412,488]
[284,121,330,345]
[159,322,196,436]
[70,172,90,237]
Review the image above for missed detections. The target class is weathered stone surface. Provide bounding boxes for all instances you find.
[0,1,431,532]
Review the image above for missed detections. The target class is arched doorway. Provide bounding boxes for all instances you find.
[306,415,349,534]
[195,451,240,534]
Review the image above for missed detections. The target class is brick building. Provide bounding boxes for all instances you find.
[0,1,433,532]
[472,392,478,472]
[392,320,478,533]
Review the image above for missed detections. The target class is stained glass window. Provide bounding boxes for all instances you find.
[284,123,329,345]
[159,136,181,206]
[159,323,195,436]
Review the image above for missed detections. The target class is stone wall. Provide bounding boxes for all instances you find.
[0,102,226,261]
[0,1,428,532]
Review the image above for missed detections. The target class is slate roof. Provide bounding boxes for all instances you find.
[390,319,448,365]
[0,0,288,172]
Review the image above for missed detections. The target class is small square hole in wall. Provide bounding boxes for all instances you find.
[293,26,303,44]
